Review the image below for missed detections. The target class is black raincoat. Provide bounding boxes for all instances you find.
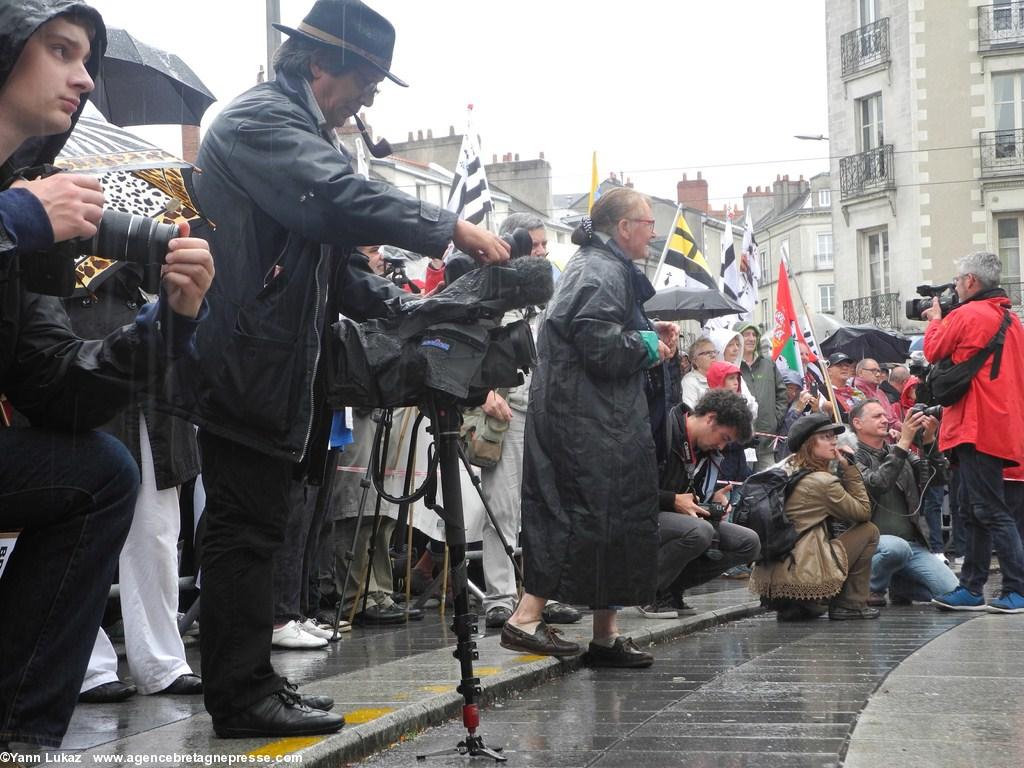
[520,236,660,607]
[159,71,458,470]
[0,1,195,431]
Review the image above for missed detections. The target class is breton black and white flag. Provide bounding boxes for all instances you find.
[445,108,492,225]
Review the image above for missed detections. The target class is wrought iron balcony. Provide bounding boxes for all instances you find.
[841,18,890,78]
[839,145,895,200]
[843,292,901,329]
[979,4,1024,52]
[980,129,1024,177]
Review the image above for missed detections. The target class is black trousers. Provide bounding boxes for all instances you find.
[198,430,296,720]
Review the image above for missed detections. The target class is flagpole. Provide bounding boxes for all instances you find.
[786,266,842,423]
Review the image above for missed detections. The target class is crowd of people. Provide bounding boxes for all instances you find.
[2,0,1024,753]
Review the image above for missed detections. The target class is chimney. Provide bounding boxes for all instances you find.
[417,129,423,140]
[539,151,545,160]
[676,171,709,214]
[492,153,497,163]
[181,125,200,165]
[449,125,455,136]
[625,177,634,188]
[427,129,433,139]
[514,153,520,161]
[407,131,414,141]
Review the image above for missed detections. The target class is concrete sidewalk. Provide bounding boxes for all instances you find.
[49,583,761,766]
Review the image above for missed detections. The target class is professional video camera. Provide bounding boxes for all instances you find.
[443,227,535,286]
[17,168,179,298]
[906,282,959,321]
[327,229,551,410]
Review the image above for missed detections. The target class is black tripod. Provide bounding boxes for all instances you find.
[415,391,506,762]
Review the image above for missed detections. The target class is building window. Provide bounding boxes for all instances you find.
[864,228,890,295]
[997,214,1023,287]
[760,298,769,329]
[819,284,836,314]
[858,93,884,151]
[415,183,427,200]
[993,71,1024,159]
[816,233,834,268]
[859,0,879,26]
[758,247,769,283]
[818,189,831,207]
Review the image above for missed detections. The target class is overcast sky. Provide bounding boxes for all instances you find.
[85,0,830,213]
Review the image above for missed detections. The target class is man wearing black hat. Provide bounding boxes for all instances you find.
[162,0,510,738]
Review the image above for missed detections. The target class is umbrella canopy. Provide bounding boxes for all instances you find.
[644,284,747,323]
[820,323,911,364]
[56,114,204,295]
[92,28,216,126]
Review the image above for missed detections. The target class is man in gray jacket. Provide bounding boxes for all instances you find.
[735,321,787,470]
[176,0,509,739]
[850,399,958,605]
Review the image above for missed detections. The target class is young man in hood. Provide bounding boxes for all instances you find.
[0,0,213,749]
[735,322,787,471]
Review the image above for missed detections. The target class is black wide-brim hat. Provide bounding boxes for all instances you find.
[788,413,845,453]
[274,0,408,87]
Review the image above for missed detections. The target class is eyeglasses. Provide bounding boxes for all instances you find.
[818,433,839,443]
[953,273,973,284]
[861,367,882,374]
[354,69,381,98]
[628,218,656,229]
[697,350,718,357]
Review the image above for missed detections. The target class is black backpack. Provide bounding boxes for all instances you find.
[732,467,814,565]
[926,309,1012,406]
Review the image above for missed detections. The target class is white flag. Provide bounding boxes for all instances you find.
[446,107,493,225]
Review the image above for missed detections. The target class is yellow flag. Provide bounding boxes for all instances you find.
[588,151,599,213]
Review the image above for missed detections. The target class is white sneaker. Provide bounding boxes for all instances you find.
[299,618,336,640]
[933,552,950,566]
[271,620,328,649]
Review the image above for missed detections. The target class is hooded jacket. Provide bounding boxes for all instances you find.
[735,321,787,436]
[0,0,199,431]
[520,236,659,607]
[706,327,759,423]
[157,70,458,465]
[924,289,1024,465]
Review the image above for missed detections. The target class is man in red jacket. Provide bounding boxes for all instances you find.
[925,252,1024,613]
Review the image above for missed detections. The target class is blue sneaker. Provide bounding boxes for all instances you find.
[987,592,1024,614]
[932,586,986,611]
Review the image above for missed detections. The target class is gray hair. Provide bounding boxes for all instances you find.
[855,358,878,375]
[590,187,650,237]
[687,335,715,359]
[499,213,545,236]
[888,365,910,387]
[272,36,356,81]
[955,251,1001,290]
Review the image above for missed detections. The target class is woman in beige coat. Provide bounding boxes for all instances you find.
[751,413,880,621]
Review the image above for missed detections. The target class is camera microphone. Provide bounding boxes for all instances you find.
[484,254,554,312]
[353,114,392,159]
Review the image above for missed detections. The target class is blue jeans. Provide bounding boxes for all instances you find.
[922,484,946,553]
[955,444,1024,596]
[0,429,138,747]
[869,535,959,601]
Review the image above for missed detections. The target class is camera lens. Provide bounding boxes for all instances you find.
[81,210,178,266]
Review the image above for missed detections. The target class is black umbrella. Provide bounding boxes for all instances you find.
[820,323,911,364]
[644,284,747,323]
[92,28,216,126]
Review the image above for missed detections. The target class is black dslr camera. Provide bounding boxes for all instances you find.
[906,282,959,321]
[700,501,728,562]
[19,169,178,298]
[909,402,943,419]
[380,252,421,294]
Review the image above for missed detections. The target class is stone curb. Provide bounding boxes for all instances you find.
[298,599,764,767]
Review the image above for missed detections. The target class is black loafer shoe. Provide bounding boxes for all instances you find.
[499,621,581,656]
[828,606,881,620]
[485,606,513,629]
[79,680,137,703]
[213,690,344,738]
[585,636,654,669]
[353,603,409,626]
[284,680,334,712]
[541,602,582,624]
[160,674,203,695]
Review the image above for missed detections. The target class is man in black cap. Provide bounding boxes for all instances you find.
[161,0,509,738]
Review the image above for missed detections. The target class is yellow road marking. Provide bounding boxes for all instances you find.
[246,736,324,758]
[343,707,395,724]
[514,654,547,663]
[421,684,455,693]
[475,667,501,676]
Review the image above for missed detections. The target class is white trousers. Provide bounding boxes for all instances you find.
[479,412,525,611]
[81,416,193,695]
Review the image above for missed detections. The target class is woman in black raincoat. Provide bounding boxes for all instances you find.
[500,188,676,668]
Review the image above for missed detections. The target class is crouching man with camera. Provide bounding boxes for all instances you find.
[0,0,213,749]
[923,252,1024,613]
[647,390,761,616]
